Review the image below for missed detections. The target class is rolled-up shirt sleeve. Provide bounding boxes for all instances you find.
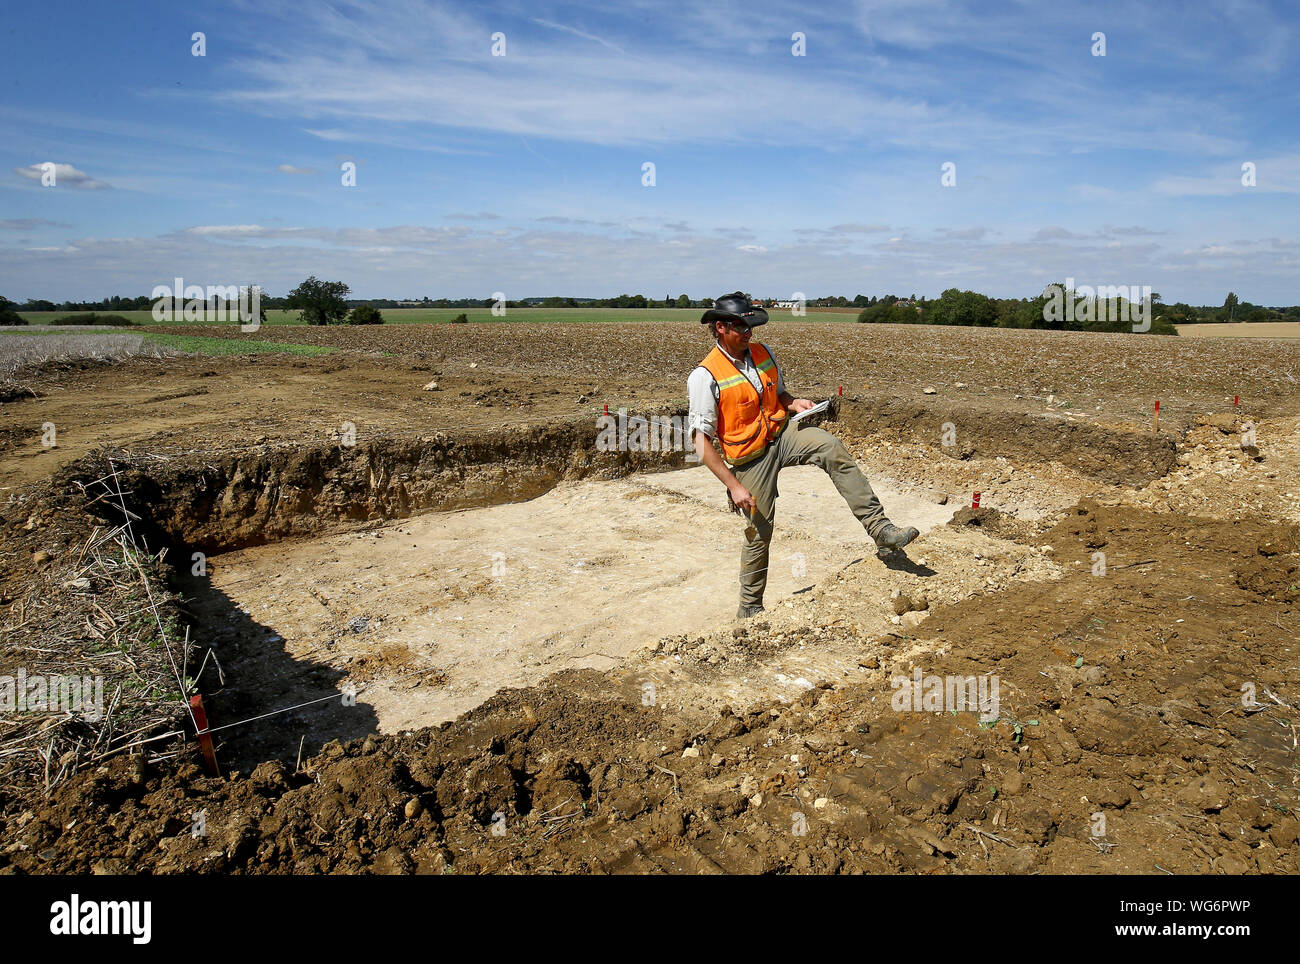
[687,366,719,440]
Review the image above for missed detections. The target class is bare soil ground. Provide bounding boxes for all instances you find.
[2,322,1299,874]
[4,321,1298,492]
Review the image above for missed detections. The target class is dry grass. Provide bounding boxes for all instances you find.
[0,332,183,402]
[0,459,197,805]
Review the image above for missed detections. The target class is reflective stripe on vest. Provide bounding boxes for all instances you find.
[700,342,788,466]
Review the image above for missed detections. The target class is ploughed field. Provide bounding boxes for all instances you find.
[4,321,1298,489]
[1,321,1299,874]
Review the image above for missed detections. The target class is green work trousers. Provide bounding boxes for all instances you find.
[730,422,888,612]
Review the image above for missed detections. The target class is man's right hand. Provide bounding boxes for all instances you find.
[694,429,756,513]
[729,483,755,514]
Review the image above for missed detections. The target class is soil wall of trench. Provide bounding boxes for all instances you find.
[64,420,689,554]
[60,399,1178,556]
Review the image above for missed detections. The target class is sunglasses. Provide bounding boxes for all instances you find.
[724,319,752,334]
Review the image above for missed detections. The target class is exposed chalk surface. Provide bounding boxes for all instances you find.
[202,463,954,737]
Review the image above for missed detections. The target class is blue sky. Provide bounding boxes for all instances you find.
[1,0,1297,304]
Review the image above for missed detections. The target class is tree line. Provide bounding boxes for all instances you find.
[857,287,1178,334]
[6,285,1298,330]
[855,288,1300,334]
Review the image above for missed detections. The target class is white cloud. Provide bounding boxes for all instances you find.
[12,163,110,190]
[0,216,1293,304]
[303,128,353,141]
[1034,226,1087,242]
[531,17,628,55]
[207,3,1112,153]
[829,223,890,234]
[186,225,268,236]
[937,226,988,241]
[1154,156,1300,196]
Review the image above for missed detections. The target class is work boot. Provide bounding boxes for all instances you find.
[736,603,765,619]
[875,523,919,560]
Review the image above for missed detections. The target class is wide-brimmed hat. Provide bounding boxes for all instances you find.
[701,292,769,328]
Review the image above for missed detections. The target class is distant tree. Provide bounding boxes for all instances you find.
[238,284,268,326]
[994,297,1040,329]
[451,312,469,323]
[0,295,27,326]
[287,276,351,325]
[1223,291,1239,321]
[1163,302,1199,324]
[677,294,691,308]
[348,304,384,325]
[857,301,916,325]
[929,288,997,327]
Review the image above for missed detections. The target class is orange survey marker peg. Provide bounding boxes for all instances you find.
[190,694,220,777]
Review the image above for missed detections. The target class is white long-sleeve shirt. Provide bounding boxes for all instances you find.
[687,341,788,440]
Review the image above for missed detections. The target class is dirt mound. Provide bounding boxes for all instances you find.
[838,398,1178,485]
[1234,555,1300,602]
[947,505,1036,541]
[2,676,668,874]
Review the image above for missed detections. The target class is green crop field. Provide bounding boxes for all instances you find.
[136,333,338,355]
[17,306,858,327]
[0,327,337,356]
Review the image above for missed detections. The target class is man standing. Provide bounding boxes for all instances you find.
[688,292,919,618]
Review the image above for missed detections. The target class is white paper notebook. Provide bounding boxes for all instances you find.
[789,399,830,422]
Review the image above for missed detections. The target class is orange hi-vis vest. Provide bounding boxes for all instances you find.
[700,342,788,467]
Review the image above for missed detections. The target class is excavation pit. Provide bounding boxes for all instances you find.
[59,399,1141,770]
[186,461,957,767]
